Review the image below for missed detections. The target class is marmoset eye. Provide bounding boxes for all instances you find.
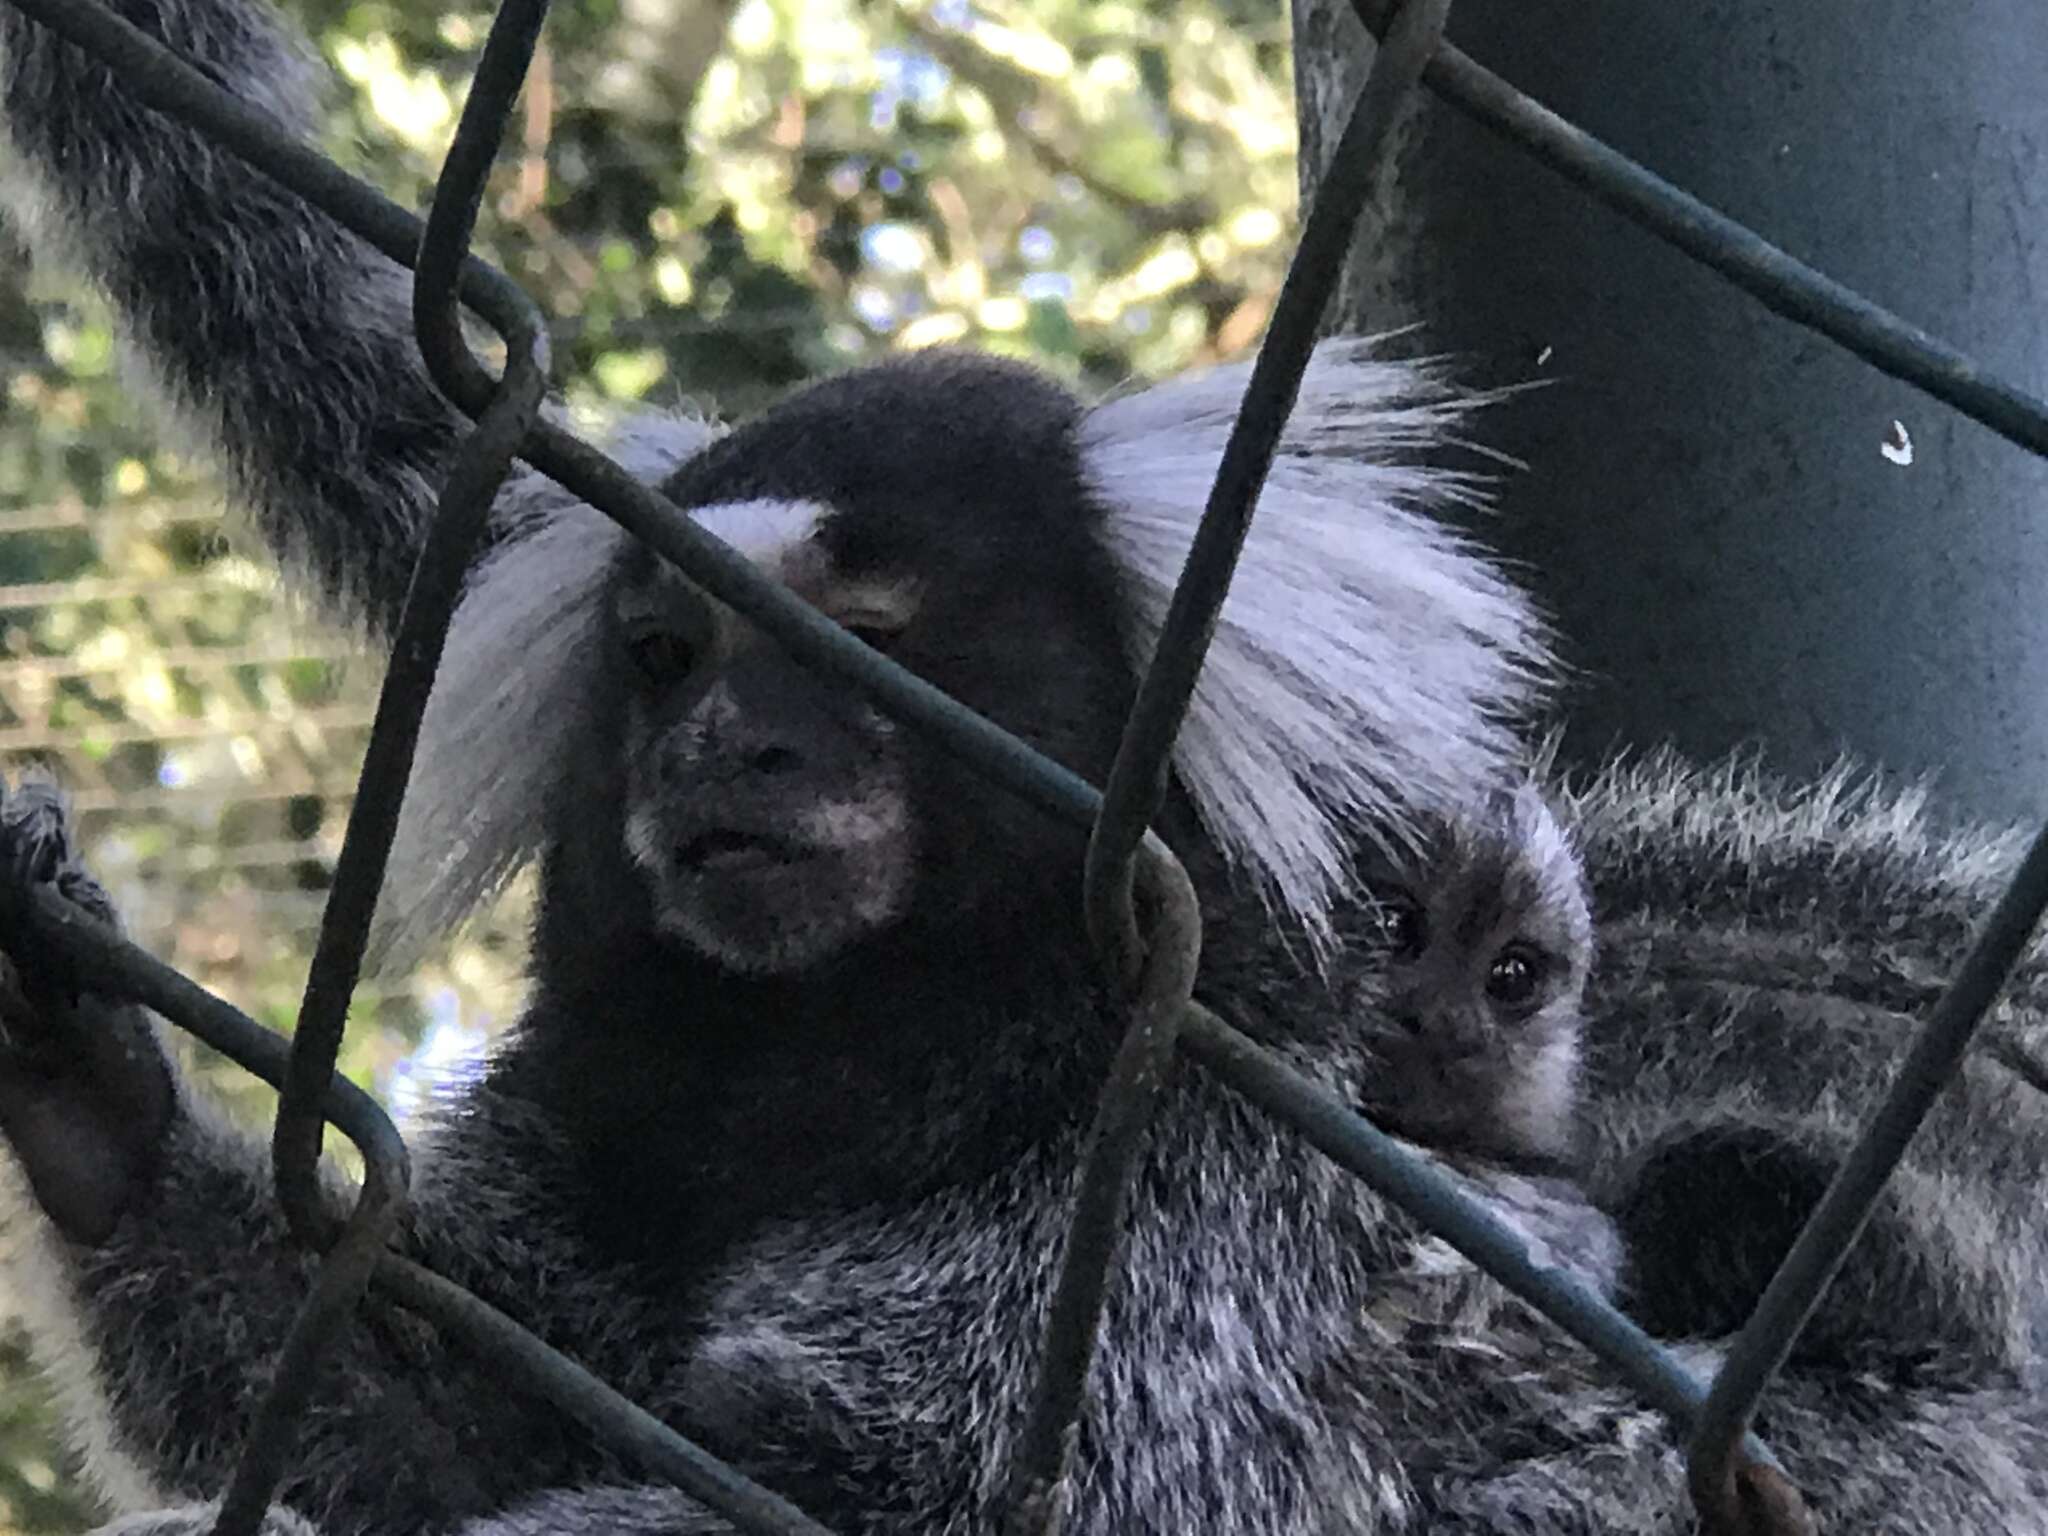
[1378,897,1427,959]
[1486,943,1548,1008]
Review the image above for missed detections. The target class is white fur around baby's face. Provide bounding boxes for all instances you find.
[1350,785,1594,1164]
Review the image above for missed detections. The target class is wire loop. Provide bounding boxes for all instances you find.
[4,0,2048,1531]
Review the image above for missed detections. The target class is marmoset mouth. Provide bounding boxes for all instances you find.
[676,830,809,873]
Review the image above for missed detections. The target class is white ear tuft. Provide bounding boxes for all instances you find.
[368,413,716,970]
[1080,336,1554,950]
[369,508,627,971]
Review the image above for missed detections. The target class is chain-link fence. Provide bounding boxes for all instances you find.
[5,0,2048,1533]
[0,498,517,1117]
[0,495,368,989]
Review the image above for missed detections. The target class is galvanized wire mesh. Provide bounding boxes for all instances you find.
[4,1,2048,1534]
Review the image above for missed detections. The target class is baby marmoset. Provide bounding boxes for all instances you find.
[1353,781,1594,1168]
[1336,783,1620,1498]
[1345,782,1616,1291]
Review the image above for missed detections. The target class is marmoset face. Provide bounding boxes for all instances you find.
[609,501,921,975]
[606,355,1133,977]
[1351,785,1594,1163]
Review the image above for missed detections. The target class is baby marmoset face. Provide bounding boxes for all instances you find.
[1348,783,1594,1167]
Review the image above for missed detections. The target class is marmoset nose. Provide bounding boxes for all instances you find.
[689,651,843,782]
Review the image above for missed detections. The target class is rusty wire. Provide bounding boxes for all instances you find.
[1003,842,1204,1536]
[1010,6,1455,1524]
[3,0,2048,1533]
[1339,0,2048,460]
[10,884,831,1536]
[224,6,559,1532]
[1080,0,1449,972]
[1321,3,2048,1513]
[269,0,552,1257]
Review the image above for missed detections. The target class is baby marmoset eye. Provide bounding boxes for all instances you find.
[1372,893,1428,960]
[1484,940,1552,1010]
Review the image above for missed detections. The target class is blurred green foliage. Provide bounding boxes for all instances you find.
[0,0,1298,1526]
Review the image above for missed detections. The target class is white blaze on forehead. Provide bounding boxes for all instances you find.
[686,499,922,631]
[690,497,831,574]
